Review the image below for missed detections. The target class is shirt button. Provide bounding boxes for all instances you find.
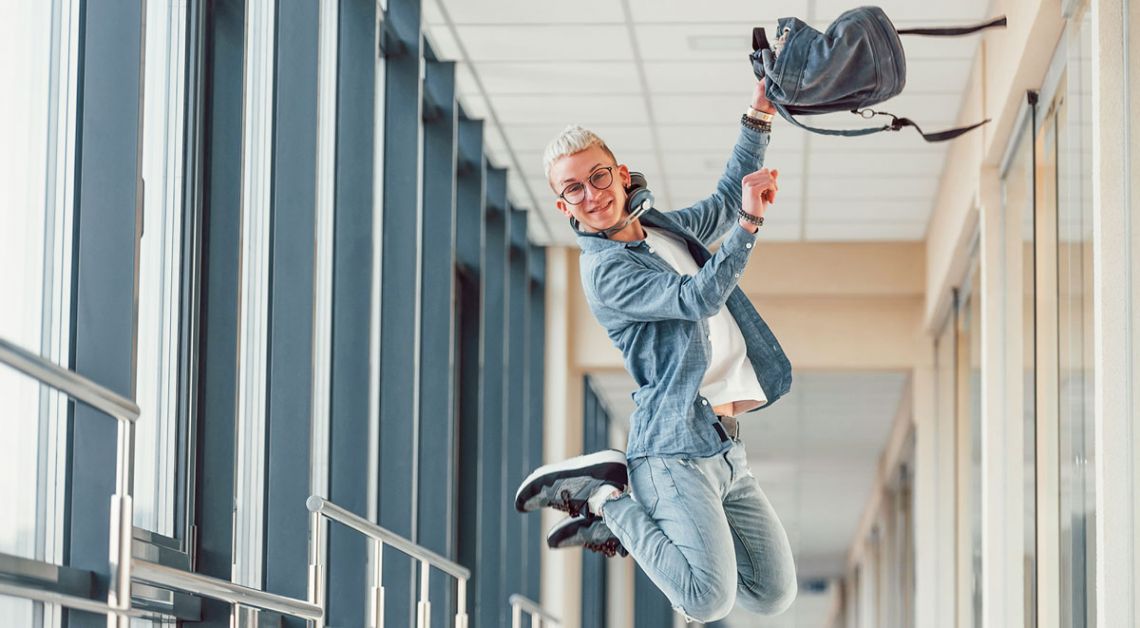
[745,243,753,249]
[706,334,711,340]
[649,248,656,253]
[701,399,708,406]
[734,273,740,278]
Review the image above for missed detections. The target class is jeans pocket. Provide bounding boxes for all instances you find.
[629,457,660,514]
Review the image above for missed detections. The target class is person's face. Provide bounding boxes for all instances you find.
[549,145,631,233]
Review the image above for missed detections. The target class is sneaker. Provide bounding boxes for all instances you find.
[514,449,628,516]
[547,514,628,558]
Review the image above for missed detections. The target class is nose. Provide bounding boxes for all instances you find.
[584,183,615,209]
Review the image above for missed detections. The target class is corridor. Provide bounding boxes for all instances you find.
[1,0,1137,627]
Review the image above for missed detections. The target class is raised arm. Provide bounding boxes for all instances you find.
[584,226,758,324]
[670,80,779,245]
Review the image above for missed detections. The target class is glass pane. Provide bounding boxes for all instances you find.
[0,0,51,555]
[934,310,955,624]
[133,0,191,538]
[960,265,983,628]
[0,0,79,624]
[1002,110,1036,627]
[1057,11,1095,627]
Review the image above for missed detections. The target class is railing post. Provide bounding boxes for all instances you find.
[417,559,431,628]
[512,602,523,628]
[107,399,135,627]
[308,509,325,628]
[368,538,385,628]
[454,577,468,628]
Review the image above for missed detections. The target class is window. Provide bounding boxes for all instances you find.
[1002,102,1036,627]
[134,0,193,540]
[0,0,79,624]
[1055,11,1095,626]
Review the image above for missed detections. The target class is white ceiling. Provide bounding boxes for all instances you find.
[590,369,908,628]
[424,0,994,246]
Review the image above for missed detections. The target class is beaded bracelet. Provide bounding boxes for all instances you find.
[737,208,764,227]
[740,113,773,133]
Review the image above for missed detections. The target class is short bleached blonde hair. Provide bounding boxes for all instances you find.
[542,125,617,190]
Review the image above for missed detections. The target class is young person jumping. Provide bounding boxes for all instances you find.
[514,79,797,623]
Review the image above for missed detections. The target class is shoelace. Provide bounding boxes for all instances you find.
[558,489,585,518]
[584,539,623,558]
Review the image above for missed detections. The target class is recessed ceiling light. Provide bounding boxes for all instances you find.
[686,35,746,51]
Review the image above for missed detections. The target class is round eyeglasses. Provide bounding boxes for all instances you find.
[558,166,614,205]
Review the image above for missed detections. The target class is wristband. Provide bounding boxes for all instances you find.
[746,106,775,123]
[737,208,764,227]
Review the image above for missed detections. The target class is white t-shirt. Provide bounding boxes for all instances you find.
[642,226,768,409]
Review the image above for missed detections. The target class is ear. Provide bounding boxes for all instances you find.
[554,198,573,219]
[617,164,632,188]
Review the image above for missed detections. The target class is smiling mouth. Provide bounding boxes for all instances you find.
[588,199,613,215]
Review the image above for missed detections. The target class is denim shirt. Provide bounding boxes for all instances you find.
[576,126,792,459]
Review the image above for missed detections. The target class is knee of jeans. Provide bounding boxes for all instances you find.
[677,580,735,623]
[737,574,797,616]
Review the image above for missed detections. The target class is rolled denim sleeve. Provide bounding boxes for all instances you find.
[669,125,769,246]
[587,225,758,323]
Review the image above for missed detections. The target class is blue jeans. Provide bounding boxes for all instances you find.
[601,440,797,623]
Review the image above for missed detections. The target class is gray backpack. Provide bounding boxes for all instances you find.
[749,6,1007,142]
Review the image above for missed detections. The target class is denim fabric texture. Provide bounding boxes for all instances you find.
[574,125,792,459]
[603,440,797,622]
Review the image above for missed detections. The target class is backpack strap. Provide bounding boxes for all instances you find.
[896,15,1007,37]
[751,27,770,52]
[772,102,891,137]
[773,103,992,142]
[853,107,992,142]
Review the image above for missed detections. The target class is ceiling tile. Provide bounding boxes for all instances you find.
[653,94,750,124]
[634,24,766,62]
[423,23,461,60]
[487,94,647,125]
[657,124,753,152]
[504,124,656,158]
[432,0,624,25]
[806,150,945,176]
[815,0,993,23]
[626,0,809,24]
[454,25,633,61]
[471,61,640,94]
[903,58,975,92]
[642,60,759,95]
[806,175,939,200]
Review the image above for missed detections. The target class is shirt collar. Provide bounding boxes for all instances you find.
[573,209,678,251]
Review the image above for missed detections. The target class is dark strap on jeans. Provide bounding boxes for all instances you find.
[897,15,1007,37]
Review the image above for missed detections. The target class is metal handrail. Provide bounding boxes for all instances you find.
[307,495,471,628]
[0,336,140,422]
[0,582,144,619]
[509,594,560,628]
[0,335,137,626]
[132,558,322,620]
[306,497,469,579]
